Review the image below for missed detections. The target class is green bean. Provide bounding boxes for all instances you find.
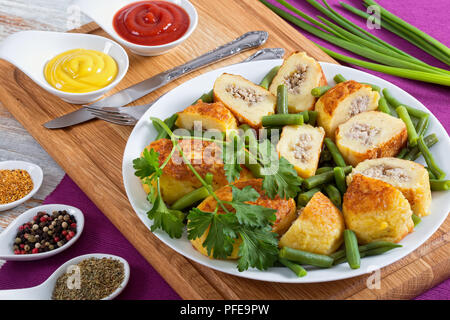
[308,110,318,126]
[262,114,303,127]
[279,247,334,268]
[299,110,309,123]
[278,258,307,277]
[412,214,421,227]
[316,166,333,175]
[377,97,391,115]
[154,114,179,140]
[171,186,210,211]
[333,167,347,194]
[361,82,381,92]
[324,184,342,207]
[319,149,333,163]
[429,179,450,191]
[333,241,402,264]
[417,136,445,180]
[403,134,438,160]
[382,89,429,118]
[416,114,430,137]
[276,84,288,114]
[344,230,360,269]
[425,167,437,180]
[311,85,331,97]
[244,150,263,178]
[359,241,402,252]
[396,106,418,147]
[297,188,321,207]
[324,138,346,167]
[304,166,352,189]
[334,74,347,83]
[239,124,258,149]
[260,66,281,89]
[396,147,409,159]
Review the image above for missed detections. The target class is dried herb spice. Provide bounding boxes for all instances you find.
[0,169,33,204]
[52,257,125,300]
[13,210,77,254]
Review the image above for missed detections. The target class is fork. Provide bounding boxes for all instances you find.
[87,48,285,126]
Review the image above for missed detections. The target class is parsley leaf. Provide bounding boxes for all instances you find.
[229,186,277,228]
[133,148,162,179]
[148,193,184,239]
[237,225,279,272]
[258,140,302,199]
[187,208,214,240]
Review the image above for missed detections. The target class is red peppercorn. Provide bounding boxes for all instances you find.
[68,231,75,237]
[32,248,39,254]
[33,215,39,221]
[54,237,60,242]
[20,250,25,254]
[65,235,72,241]
[19,225,24,231]
[14,250,20,255]
[62,230,68,236]
[71,223,77,228]
[20,244,24,249]
[40,217,47,222]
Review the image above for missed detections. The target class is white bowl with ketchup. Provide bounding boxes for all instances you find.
[74,0,199,56]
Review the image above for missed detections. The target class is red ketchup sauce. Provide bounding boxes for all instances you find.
[113,1,190,46]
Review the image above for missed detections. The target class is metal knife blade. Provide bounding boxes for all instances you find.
[43,108,96,129]
[44,31,268,129]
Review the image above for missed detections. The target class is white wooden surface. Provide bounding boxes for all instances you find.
[0,1,91,232]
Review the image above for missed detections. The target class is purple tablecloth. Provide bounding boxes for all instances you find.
[0,0,448,300]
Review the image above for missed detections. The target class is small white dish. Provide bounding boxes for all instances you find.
[0,31,129,104]
[0,161,43,212]
[0,204,84,261]
[0,253,130,300]
[73,0,199,56]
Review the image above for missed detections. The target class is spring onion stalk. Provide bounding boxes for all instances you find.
[316,44,450,86]
[340,2,450,71]
[274,0,346,39]
[363,0,450,63]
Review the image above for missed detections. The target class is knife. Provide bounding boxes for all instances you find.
[44,31,269,129]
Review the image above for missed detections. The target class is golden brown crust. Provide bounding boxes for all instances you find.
[301,192,343,227]
[178,100,236,123]
[319,80,369,116]
[197,179,296,235]
[335,125,407,166]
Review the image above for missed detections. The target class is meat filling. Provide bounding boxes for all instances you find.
[292,134,312,162]
[362,165,410,182]
[284,64,308,94]
[226,84,264,106]
[349,95,370,117]
[346,123,381,146]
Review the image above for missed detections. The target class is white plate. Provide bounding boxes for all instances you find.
[0,161,43,212]
[0,204,84,261]
[122,60,450,283]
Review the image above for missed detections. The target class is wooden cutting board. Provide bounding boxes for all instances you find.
[0,0,448,299]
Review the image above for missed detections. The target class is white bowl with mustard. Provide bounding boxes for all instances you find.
[0,31,129,104]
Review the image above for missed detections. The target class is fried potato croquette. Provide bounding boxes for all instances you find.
[279,192,345,255]
[343,174,414,244]
[276,124,325,178]
[315,80,380,138]
[190,179,297,259]
[175,100,238,132]
[213,73,276,128]
[348,158,431,217]
[141,139,253,204]
[335,111,407,166]
[269,51,327,113]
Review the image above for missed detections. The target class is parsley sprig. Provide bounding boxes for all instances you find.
[133,118,302,271]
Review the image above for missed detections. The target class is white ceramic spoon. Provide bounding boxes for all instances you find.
[0,31,129,104]
[0,204,84,261]
[0,161,43,212]
[73,0,198,56]
[0,253,130,300]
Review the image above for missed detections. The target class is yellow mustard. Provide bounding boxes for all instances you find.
[44,49,118,93]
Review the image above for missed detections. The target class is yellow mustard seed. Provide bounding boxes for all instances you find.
[0,169,34,204]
